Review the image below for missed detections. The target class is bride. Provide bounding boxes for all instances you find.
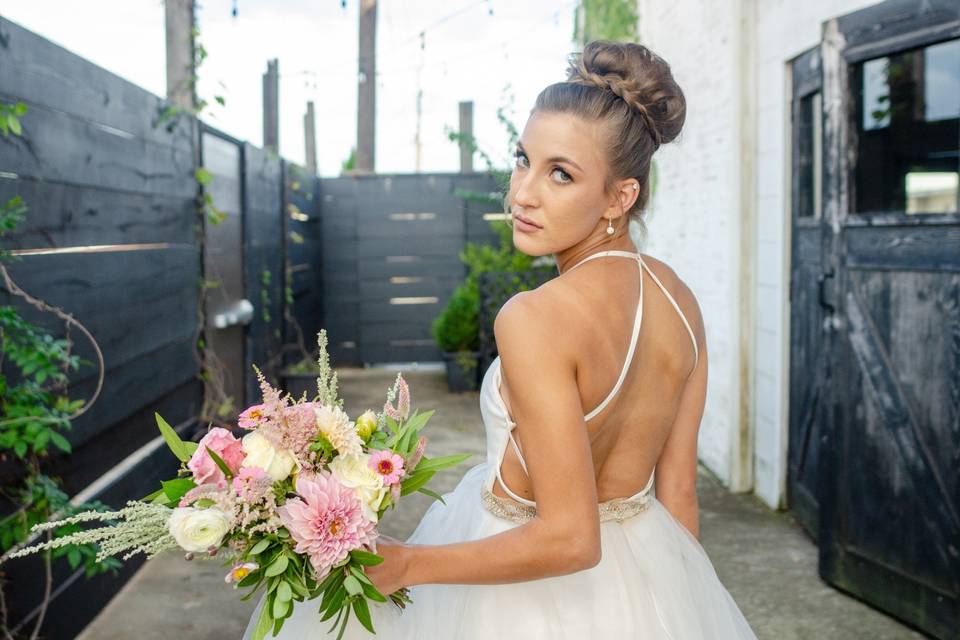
[244,40,758,639]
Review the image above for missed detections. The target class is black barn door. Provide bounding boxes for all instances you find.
[815,2,960,637]
[788,46,829,540]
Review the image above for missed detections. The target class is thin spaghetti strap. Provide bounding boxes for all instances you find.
[583,254,644,421]
[638,256,699,368]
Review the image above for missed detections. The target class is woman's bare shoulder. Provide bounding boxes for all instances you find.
[493,281,585,359]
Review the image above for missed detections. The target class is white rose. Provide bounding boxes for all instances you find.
[328,453,388,522]
[168,507,231,552]
[240,431,298,482]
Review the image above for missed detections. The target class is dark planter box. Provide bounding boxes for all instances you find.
[442,351,480,392]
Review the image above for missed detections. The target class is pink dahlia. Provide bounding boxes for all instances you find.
[188,427,244,485]
[368,450,405,485]
[277,471,378,578]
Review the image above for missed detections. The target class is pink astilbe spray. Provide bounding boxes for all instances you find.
[246,364,289,436]
[383,373,411,421]
[277,471,378,579]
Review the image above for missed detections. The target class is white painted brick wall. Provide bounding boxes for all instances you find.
[637,0,879,507]
[635,0,740,485]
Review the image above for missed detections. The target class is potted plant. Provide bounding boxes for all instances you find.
[431,280,481,392]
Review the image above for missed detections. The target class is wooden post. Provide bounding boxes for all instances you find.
[164,0,196,110]
[459,100,474,174]
[263,58,279,154]
[304,101,317,175]
[356,0,377,174]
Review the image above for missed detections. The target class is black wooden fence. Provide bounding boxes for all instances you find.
[0,16,506,637]
[0,16,203,638]
[319,172,501,366]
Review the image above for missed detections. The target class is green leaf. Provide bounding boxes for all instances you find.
[251,599,273,640]
[264,554,289,577]
[417,486,447,504]
[360,579,388,603]
[320,586,347,621]
[195,167,213,186]
[349,549,384,566]
[414,452,472,474]
[205,445,234,480]
[348,564,372,586]
[155,413,190,462]
[400,469,436,497]
[343,575,363,596]
[272,594,290,619]
[9,118,21,136]
[48,430,72,453]
[352,596,375,633]
[161,478,197,504]
[249,538,271,555]
[276,580,292,602]
[139,487,164,502]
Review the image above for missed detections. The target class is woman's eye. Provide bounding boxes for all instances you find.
[512,150,528,169]
[551,168,572,184]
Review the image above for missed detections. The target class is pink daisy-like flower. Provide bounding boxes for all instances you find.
[277,471,377,579]
[238,403,268,430]
[368,450,405,486]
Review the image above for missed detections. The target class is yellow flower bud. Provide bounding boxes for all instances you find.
[355,409,377,443]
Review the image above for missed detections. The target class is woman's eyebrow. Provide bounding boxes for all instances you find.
[516,141,583,172]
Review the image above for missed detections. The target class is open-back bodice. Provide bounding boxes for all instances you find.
[478,250,699,524]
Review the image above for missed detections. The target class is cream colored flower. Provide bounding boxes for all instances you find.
[168,507,230,552]
[240,431,298,482]
[314,404,363,457]
[328,453,388,522]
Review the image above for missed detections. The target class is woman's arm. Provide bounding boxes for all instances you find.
[403,292,603,586]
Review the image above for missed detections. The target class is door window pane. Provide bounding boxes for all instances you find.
[796,92,822,218]
[851,38,959,215]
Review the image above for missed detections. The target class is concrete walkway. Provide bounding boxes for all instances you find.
[78,365,924,639]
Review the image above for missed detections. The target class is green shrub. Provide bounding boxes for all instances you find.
[431,280,479,352]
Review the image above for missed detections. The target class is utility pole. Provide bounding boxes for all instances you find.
[304,101,317,175]
[355,0,377,174]
[458,100,474,173]
[164,0,196,110]
[413,32,425,173]
[262,58,279,155]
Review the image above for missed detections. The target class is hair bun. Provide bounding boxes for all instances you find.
[565,40,685,147]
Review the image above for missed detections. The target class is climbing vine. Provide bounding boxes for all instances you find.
[0,102,120,640]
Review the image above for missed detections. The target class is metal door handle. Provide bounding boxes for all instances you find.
[818,269,835,314]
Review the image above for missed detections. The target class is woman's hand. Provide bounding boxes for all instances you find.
[364,534,411,597]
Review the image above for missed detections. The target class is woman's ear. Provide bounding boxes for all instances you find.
[606,180,640,219]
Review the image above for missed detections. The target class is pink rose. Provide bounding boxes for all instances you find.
[188,427,244,485]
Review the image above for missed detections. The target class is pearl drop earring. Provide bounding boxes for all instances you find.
[606,217,615,235]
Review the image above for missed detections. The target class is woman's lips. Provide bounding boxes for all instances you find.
[514,214,542,232]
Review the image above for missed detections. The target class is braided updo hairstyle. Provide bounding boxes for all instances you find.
[532,40,685,239]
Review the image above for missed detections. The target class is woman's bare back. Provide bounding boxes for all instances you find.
[493,251,705,506]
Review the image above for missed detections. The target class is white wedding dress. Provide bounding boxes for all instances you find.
[243,250,758,639]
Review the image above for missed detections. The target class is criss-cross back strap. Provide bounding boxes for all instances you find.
[567,250,647,421]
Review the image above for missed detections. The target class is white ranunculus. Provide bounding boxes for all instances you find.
[328,453,388,522]
[240,431,298,482]
[168,507,231,552]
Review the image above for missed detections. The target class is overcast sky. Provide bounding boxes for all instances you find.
[2,0,579,176]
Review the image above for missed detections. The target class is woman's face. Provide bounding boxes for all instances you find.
[507,110,623,257]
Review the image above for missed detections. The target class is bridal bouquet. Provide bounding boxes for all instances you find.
[10,330,471,639]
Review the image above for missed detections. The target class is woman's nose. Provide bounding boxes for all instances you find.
[511,172,539,209]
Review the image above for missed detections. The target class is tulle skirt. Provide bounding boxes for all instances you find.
[242,462,758,639]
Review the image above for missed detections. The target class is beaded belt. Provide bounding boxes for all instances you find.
[480,487,653,525]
